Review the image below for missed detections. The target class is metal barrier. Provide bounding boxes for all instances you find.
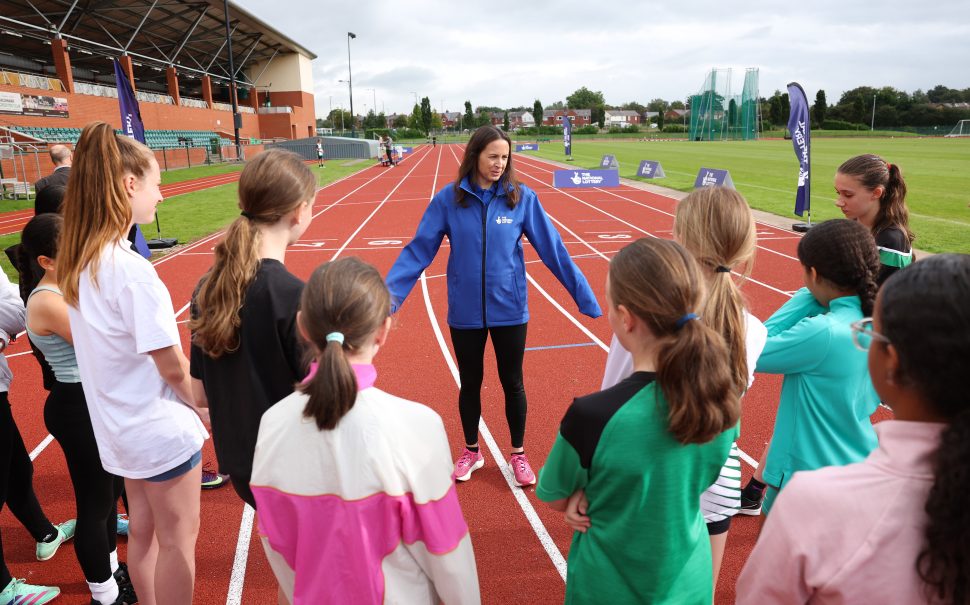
[266,136,378,160]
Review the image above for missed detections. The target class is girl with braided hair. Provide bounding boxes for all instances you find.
[748,219,881,514]
[834,154,914,284]
[738,254,970,604]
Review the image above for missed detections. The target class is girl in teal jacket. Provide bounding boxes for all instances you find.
[754,220,881,513]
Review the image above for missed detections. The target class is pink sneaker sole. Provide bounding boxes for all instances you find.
[455,457,485,482]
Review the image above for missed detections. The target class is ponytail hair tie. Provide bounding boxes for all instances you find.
[326,332,344,345]
[715,265,731,273]
[240,211,254,220]
[675,313,699,331]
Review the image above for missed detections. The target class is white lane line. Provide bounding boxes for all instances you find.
[513,162,796,299]
[29,435,54,461]
[225,505,256,605]
[525,273,607,352]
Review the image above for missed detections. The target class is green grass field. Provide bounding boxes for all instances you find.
[0,162,369,280]
[523,138,970,254]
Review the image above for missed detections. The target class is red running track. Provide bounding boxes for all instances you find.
[0,171,245,236]
[2,144,889,604]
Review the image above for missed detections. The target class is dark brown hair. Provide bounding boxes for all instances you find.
[298,257,391,430]
[454,125,520,209]
[797,219,880,316]
[17,213,63,304]
[838,154,914,244]
[879,255,970,604]
[609,238,740,444]
[190,149,316,357]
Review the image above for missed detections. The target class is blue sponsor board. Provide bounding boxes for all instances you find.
[516,143,539,151]
[637,160,665,178]
[693,167,735,189]
[398,146,413,153]
[553,169,620,188]
[600,154,619,169]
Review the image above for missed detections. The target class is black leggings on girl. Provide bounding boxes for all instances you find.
[0,392,58,589]
[44,381,124,584]
[450,323,528,448]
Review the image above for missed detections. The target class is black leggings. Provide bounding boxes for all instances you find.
[0,392,57,589]
[44,382,124,584]
[450,323,528,449]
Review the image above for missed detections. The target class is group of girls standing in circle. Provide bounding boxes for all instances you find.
[5,118,965,605]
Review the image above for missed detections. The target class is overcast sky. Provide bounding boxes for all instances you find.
[235,0,966,118]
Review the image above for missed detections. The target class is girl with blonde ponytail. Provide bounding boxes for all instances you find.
[597,187,766,591]
[189,148,316,508]
[537,238,740,604]
[59,122,208,604]
[250,258,480,604]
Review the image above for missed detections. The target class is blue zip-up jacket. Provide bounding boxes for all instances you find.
[386,177,602,329]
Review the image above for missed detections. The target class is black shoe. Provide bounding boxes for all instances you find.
[114,562,138,602]
[739,492,763,516]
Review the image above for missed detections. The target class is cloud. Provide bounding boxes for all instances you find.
[235,0,970,118]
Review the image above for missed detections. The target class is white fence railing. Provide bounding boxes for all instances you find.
[180,97,209,109]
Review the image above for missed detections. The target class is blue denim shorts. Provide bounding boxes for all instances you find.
[145,450,202,483]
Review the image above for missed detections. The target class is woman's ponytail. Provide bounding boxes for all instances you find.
[298,257,390,430]
[610,238,740,445]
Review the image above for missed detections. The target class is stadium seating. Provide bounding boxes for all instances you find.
[10,125,221,149]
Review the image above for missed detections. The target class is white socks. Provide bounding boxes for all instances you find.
[88,576,119,605]
[109,549,119,573]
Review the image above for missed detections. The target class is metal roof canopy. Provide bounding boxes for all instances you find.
[0,0,315,90]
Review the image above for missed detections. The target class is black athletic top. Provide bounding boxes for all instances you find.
[874,226,913,286]
[190,259,306,487]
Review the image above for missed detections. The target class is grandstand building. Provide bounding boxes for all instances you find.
[0,0,317,148]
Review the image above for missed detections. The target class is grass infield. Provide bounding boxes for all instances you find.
[0,162,370,281]
[521,137,970,254]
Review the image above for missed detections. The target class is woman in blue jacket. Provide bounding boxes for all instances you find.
[386,126,601,487]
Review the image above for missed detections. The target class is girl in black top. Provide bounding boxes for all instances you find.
[834,154,915,284]
[189,149,315,508]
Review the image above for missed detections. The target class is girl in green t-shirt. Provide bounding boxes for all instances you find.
[537,238,741,604]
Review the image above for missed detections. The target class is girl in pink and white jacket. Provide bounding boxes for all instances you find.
[250,257,480,605]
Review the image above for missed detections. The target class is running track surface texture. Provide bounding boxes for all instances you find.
[0,171,245,236]
[2,144,890,604]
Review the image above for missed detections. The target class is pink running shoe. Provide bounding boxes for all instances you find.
[510,453,536,487]
[453,448,485,482]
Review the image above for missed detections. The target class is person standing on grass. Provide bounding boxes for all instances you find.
[0,262,75,605]
[251,258,480,605]
[189,148,314,510]
[738,254,970,605]
[739,219,881,515]
[58,122,209,605]
[19,213,135,605]
[594,187,766,593]
[386,125,601,487]
[538,238,739,604]
[834,154,914,285]
[315,139,325,168]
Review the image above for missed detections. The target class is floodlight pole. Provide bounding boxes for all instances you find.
[870,94,876,131]
[347,32,356,137]
[222,0,241,157]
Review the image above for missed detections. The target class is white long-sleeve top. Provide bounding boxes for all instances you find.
[0,271,27,392]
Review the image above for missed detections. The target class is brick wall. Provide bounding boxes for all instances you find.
[0,82,262,137]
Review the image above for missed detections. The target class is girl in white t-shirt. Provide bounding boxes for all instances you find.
[58,122,209,605]
[594,186,766,592]
[250,257,480,605]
